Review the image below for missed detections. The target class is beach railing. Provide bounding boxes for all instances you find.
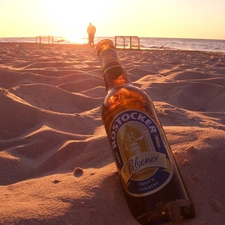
[36,36,66,44]
[115,36,140,49]
[36,36,54,44]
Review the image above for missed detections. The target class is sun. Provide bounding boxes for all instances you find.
[45,0,107,38]
[65,34,86,44]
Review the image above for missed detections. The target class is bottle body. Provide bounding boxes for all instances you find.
[97,39,195,225]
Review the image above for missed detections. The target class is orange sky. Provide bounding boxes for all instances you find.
[0,0,225,40]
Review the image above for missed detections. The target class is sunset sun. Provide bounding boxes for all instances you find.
[45,0,107,39]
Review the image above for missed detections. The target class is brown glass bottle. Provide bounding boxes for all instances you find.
[96,39,195,225]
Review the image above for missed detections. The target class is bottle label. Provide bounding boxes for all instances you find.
[109,110,174,197]
[99,48,121,73]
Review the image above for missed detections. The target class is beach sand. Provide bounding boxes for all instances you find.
[0,42,225,225]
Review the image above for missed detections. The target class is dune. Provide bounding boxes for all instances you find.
[0,43,225,225]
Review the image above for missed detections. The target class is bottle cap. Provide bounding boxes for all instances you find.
[96,39,115,56]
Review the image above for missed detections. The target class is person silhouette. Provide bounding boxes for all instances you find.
[87,22,96,47]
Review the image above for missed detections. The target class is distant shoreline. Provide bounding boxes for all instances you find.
[0,42,224,55]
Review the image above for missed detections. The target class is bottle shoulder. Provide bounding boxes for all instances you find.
[102,84,155,118]
[104,84,152,104]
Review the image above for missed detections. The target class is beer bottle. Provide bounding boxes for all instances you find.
[96,39,195,225]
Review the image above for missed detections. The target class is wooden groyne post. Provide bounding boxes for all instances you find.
[36,36,65,44]
[36,36,54,44]
[115,36,140,49]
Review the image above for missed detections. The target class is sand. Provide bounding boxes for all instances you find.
[0,42,225,225]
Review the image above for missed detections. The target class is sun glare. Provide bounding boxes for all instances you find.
[45,0,106,38]
[65,34,86,44]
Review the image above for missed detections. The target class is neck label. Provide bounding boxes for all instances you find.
[100,48,121,73]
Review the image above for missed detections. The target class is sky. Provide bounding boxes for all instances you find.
[0,0,225,40]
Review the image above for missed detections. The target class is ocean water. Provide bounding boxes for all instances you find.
[0,36,225,53]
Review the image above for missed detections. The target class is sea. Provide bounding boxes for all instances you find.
[0,36,225,53]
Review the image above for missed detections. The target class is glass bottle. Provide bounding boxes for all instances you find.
[96,39,195,225]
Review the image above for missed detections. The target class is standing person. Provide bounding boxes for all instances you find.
[87,22,96,47]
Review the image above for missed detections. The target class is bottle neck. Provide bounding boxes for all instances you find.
[99,48,130,92]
